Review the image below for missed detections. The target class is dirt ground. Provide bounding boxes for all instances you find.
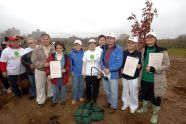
[0,57,186,124]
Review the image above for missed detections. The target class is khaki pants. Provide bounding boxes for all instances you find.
[35,69,53,104]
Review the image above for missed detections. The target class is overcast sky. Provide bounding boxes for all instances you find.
[0,0,185,39]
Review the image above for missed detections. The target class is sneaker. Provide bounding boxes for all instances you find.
[72,100,76,105]
[79,98,84,102]
[37,103,44,108]
[6,88,12,94]
[121,106,128,111]
[130,109,136,114]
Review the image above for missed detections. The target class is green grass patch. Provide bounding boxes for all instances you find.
[168,48,186,57]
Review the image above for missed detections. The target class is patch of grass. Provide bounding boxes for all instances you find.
[168,48,186,57]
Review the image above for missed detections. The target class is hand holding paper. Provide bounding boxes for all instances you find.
[137,64,141,69]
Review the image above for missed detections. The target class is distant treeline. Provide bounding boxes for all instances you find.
[156,34,186,48]
[158,36,186,48]
[117,34,186,49]
[20,34,186,49]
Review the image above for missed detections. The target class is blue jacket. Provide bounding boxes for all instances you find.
[69,48,84,76]
[100,44,123,79]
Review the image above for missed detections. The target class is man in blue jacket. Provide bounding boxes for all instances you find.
[100,32,123,113]
[69,40,84,105]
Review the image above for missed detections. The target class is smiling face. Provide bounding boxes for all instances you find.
[89,42,96,50]
[74,43,82,51]
[146,35,156,47]
[27,39,37,49]
[127,40,137,51]
[98,37,106,46]
[9,40,20,48]
[106,36,115,46]
[55,44,64,54]
[41,35,50,47]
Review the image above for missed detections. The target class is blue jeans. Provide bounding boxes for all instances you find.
[103,79,118,109]
[52,78,66,103]
[8,73,28,96]
[72,75,84,100]
[8,75,21,96]
[28,75,36,97]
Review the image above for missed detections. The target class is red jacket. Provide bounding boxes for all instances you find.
[45,53,70,85]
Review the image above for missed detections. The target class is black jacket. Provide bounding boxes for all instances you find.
[21,51,34,75]
[122,50,142,79]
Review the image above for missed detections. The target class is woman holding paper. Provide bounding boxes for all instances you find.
[45,42,70,107]
[121,36,142,114]
[137,32,170,124]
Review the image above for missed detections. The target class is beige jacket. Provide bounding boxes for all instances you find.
[31,45,55,71]
[140,46,170,97]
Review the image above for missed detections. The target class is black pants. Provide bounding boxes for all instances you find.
[85,76,100,103]
[141,80,161,106]
[0,73,10,89]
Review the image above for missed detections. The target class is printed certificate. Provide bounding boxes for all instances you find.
[50,61,61,78]
[149,53,163,67]
[123,56,139,77]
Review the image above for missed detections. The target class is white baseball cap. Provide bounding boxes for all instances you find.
[106,32,116,38]
[74,40,82,45]
[128,36,138,43]
[146,31,157,38]
[88,39,96,43]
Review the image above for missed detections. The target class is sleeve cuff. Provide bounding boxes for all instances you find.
[150,66,156,73]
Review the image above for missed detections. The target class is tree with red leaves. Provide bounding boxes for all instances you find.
[127,0,157,50]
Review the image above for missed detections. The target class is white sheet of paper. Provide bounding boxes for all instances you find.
[50,61,61,79]
[123,56,139,77]
[149,53,163,67]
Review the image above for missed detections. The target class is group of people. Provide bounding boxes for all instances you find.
[0,31,170,124]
